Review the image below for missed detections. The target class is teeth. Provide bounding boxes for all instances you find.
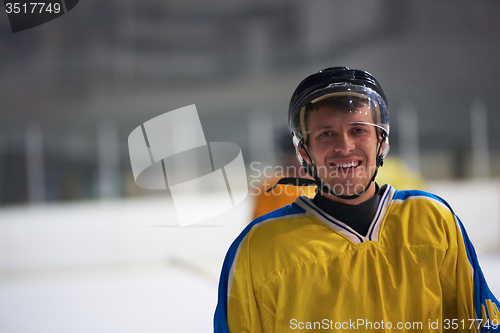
[334,161,359,168]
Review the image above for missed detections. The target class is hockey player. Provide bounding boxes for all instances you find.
[214,67,500,332]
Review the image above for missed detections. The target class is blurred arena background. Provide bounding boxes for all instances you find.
[0,1,499,332]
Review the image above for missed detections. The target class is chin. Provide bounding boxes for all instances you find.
[323,179,369,196]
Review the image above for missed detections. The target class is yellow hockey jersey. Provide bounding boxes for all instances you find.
[214,185,500,332]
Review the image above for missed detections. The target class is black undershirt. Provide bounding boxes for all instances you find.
[312,184,384,237]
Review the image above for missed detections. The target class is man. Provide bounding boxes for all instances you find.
[214,67,499,332]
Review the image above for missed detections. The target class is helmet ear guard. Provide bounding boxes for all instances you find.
[296,138,315,178]
[292,132,304,164]
[291,132,316,178]
[377,130,389,167]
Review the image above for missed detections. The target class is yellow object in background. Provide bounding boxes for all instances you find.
[376,157,426,191]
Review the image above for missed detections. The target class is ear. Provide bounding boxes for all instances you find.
[377,130,387,146]
[379,138,386,151]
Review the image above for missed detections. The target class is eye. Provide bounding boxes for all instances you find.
[352,127,367,134]
[317,130,334,138]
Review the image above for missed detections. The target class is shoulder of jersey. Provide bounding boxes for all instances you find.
[230,201,308,251]
[390,188,459,223]
[250,201,308,226]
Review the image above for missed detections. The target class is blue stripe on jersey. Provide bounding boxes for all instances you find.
[393,188,442,202]
[214,203,307,333]
[453,213,500,330]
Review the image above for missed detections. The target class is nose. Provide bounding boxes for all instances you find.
[333,132,355,154]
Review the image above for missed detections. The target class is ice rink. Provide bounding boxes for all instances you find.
[0,181,499,332]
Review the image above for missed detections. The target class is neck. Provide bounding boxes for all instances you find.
[320,181,377,205]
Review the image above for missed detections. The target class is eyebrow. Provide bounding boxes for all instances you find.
[307,125,333,133]
[307,122,375,135]
[313,122,371,130]
[349,122,372,127]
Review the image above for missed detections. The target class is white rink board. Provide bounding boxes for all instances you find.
[427,179,500,254]
[0,194,250,271]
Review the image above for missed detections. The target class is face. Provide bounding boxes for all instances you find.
[300,104,382,200]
